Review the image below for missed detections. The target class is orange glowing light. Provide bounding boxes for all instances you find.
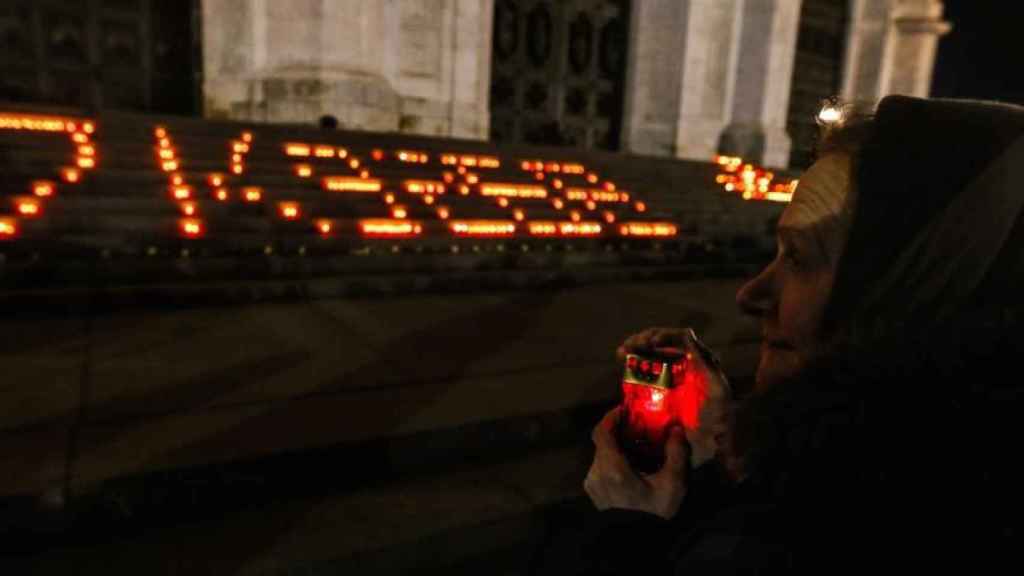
[545,162,561,173]
[570,211,582,222]
[314,146,335,158]
[603,211,616,224]
[479,157,500,168]
[604,181,617,191]
[162,160,178,172]
[0,218,16,238]
[285,143,311,157]
[442,154,458,165]
[232,164,244,175]
[480,184,547,199]
[634,201,647,213]
[0,115,74,132]
[172,174,185,186]
[296,164,313,178]
[158,138,171,149]
[392,206,408,219]
[457,166,467,175]
[62,168,81,183]
[279,202,301,220]
[725,183,735,192]
[360,219,422,238]
[180,218,204,237]
[232,153,243,164]
[460,155,478,167]
[404,180,445,195]
[323,177,382,193]
[72,133,90,144]
[317,220,333,235]
[180,201,198,216]
[443,172,455,184]
[552,198,565,210]
[521,161,531,171]
[209,174,224,187]
[513,209,525,222]
[384,193,396,205]
[424,194,436,206]
[527,221,603,237]
[373,149,385,161]
[16,198,41,217]
[449,220,517,237]
[82,122,95,134]
[437,207,451,220]
[566,190,588,201]
[337,148,349,159]
[459,185,471,196]
[158,148,175,160]
[242,132,254,143]
[553,179,564,190]
[360,170,370,179]
[562,163,585,175]
[586,173,599,184]
[619,222,678,237]
[155,127,167,139]
[466,174,480,185]
[244,188,263,202]
[534,172,545,181]
[172,186,192,200]
[349,159,360,169]
[233,142,250,154]
[32,181,55,198]
[78,145,96,157]
[498,198,510,208]
[585,200,597,211]
[215,188,229,201]
[78,157,96,169]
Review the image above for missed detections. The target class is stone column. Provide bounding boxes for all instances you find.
[841,0,950,103]
[201,0,493,139]
[720,0,803,169]
[621,0,744,161]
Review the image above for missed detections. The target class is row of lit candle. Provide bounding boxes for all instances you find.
[713,155,797,203]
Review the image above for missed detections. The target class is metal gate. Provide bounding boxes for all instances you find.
[489,0,630,151]
[787,0,849,168]
[0,0,199,114]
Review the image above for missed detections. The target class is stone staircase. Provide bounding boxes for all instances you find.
[0,105,779,574]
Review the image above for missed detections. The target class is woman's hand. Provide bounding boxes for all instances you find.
[615,327,693,363]
[583,407,690,520]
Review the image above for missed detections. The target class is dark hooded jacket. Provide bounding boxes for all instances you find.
[553,95,1024,574]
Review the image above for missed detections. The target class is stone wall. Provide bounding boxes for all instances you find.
[201,0,493,139]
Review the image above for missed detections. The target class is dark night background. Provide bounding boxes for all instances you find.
[931,0,1024,105]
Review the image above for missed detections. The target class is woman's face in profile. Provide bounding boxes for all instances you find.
[736,154,854,391]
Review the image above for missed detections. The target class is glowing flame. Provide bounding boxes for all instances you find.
[324,177,382,193]
[360,219,423,237]
[449,220,516,237]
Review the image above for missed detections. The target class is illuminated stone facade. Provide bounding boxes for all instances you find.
[202,0,494,139]
[200,0,948,168]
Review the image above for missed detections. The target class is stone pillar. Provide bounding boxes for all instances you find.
[841,0,950,102]
[720,0,803,169]
[621,0,744,160]
[201,0,493,139]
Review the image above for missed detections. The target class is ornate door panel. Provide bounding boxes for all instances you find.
[0,0,198,114]
[787,0,848,168]
[490,0,630,151]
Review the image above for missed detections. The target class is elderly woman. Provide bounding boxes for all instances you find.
[568,95,1024,573]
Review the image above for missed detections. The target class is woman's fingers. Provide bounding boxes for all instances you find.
[616,327,692,362]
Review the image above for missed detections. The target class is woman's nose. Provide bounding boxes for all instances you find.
[736,263,776,318]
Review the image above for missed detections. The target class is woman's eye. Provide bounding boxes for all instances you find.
[784,250,803,268]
